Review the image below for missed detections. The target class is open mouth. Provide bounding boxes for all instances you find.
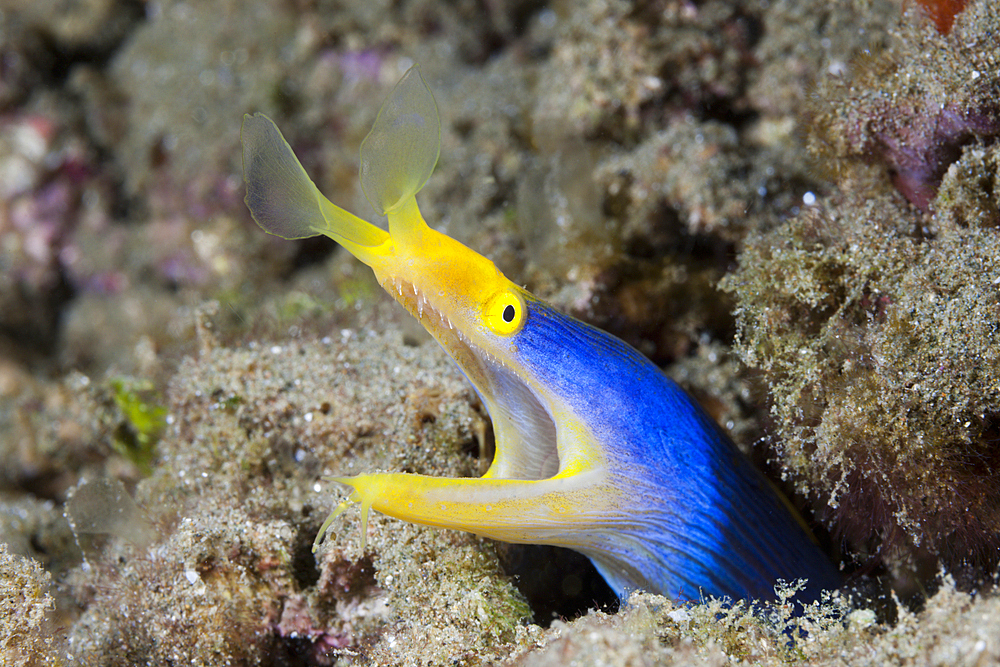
[383,276,561,482]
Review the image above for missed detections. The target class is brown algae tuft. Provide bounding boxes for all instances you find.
[724,180,1000,586]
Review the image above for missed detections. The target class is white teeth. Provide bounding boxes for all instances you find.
[389,279,472,343]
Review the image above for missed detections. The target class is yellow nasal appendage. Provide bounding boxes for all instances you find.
[240,113,388,256]
[360,66,440,216]
[241,65,443,267]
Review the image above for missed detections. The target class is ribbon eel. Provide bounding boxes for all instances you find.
[240,65,839,602]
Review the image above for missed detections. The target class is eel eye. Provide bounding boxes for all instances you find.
[484,290,526,336]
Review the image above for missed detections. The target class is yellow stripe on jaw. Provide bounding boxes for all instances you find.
[314,466,615,552]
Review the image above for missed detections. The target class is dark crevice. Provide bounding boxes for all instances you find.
[35,0,146,86]
[0,264,76,363]
[495,542,618,625]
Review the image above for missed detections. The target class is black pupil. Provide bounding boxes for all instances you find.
[502,304,516,323]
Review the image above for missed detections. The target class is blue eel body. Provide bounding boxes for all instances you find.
[513,299,840,602]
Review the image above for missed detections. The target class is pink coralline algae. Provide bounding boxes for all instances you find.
[0,116,92,268]
[810,5,1000,212]
[0,114,102,349]
[853,93,1000,211]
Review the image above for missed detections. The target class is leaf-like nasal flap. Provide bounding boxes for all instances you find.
[241,112,388,253]
[360,65,441,215]
[241,112,326,240]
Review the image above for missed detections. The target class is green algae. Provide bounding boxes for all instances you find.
[108,378,166,476]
